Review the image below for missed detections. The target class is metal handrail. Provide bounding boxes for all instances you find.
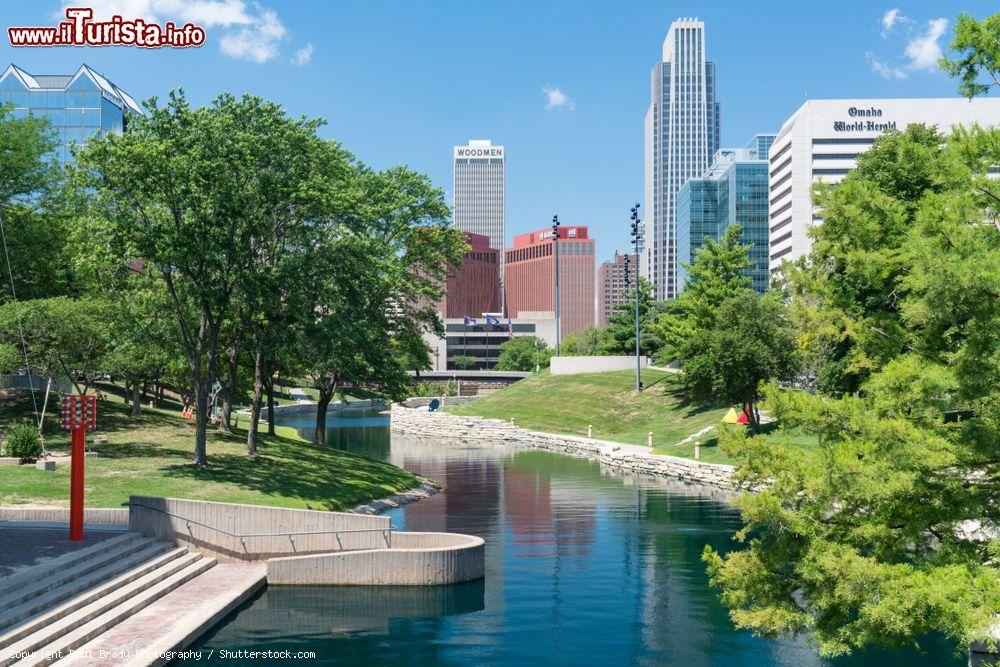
[128,501,394,548]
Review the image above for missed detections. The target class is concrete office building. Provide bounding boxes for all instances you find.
[676,134,775,294]
[435,232,501,318]
[505,227,595,338]
[453,140,505,251]
[0,64,142,163]
[423,312,557,371]
[769,98,1000,272]
[598,252,638,325]
[643,18,720,300]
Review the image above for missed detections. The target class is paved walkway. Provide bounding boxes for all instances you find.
[0,525,121,578]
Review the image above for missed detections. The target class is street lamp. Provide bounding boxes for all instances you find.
[552,214,561,357]
[630,204,643,392]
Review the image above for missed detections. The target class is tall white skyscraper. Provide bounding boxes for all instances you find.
[643,18,720,299]
[453,139,505,251]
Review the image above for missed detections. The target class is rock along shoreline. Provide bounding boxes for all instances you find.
[389,403,736,491]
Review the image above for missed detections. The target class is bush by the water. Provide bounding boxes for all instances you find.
[3,423,42,462]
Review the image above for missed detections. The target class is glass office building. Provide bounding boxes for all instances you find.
[676,134,775,294]
[0,64,142,163]
[644,18,720,300]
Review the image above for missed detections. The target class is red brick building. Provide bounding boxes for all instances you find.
[504,226,595,336]
[439,232,501,318]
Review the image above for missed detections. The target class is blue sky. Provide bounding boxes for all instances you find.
[1,0,995,263]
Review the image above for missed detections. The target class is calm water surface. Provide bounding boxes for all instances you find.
[185,410,960,666]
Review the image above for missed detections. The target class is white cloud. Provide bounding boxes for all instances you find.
[880,8,903,37]
[866,52,906,79]
[61,0,289,63]
[542,85,575,111]
[867,14,949,80]
[904,18,948,71]
[291,42,314,66]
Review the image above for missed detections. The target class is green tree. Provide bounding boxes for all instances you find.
[600,278,659,357]
[0,105,72,304]
[561,325,607,356]
[495,336,552,372]
[789,124,960,395]
[652,224,752,362]
[0,296,111,395]
[941,13,1000,98]
[704,125,1000,657]
[681,293,799,432]
[77,91,348,465]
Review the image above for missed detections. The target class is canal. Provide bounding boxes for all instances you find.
[185,409,960,666]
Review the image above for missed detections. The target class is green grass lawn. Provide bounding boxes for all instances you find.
[446,369,819,465]
[0,390,419,510]
[446,369,741,462]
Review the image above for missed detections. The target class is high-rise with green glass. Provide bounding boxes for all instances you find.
[675,134,775,294]
[0,64,143,163]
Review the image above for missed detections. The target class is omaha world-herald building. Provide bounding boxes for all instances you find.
[768,98,1000,273]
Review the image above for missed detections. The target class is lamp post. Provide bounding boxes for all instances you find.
[60,394,97,541]
[630,204,643,392]
[552,214,561,357]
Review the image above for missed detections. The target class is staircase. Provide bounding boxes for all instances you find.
[0,532,216,667]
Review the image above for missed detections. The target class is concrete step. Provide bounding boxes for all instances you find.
[1,555,216,667]
[61,564,267,667]
[0,533,140,601]
[0,536,155,612]
[0,546,188,649]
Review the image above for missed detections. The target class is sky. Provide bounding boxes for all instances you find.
[0,0,996,264]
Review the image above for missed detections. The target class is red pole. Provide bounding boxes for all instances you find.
[70,426,85,541]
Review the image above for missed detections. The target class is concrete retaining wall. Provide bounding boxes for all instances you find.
[550,356,648,376]
[267,532,485,586]
[391,404,734,489]
[257,399,384,420]
[128,496,391,562]
[402,396,479,408]
[0,507,130,524]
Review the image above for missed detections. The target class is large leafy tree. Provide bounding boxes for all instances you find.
[299,166,466,445]
[0,296,111,395]
[495,336,552,372]
[76,91,348,465]
[704,124,1000,657]
[682,294,799,432]
[653,224,752,362]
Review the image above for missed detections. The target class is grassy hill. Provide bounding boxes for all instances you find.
[446,369,739,463]
[0,390,419,510]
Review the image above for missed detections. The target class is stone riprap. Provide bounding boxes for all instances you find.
[348,479,441,515]
[390,404,735,490]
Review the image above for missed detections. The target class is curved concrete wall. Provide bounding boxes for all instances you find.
[128,496,391,562]
[550,356,648,376]
[266,532,485,586]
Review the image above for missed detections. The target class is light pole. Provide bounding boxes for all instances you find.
[534,337,540,373]
[630,204,643,392]
[552,214,561,357]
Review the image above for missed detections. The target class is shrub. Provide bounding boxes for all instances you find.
[3,423,42,462]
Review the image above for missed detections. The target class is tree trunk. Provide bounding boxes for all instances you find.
[192,377,209,466]
[246,346,264,455]
[314,389,332,445]
[123,379,131,405]
[266,365,276,436]
[131,379,142,416]
[218,350,238,435]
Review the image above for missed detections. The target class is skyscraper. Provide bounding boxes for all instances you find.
[453,140,505,251]
[643,18,720,300]
[505,226,595,337]
[676,134,774,294]
[0,64,143,163]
